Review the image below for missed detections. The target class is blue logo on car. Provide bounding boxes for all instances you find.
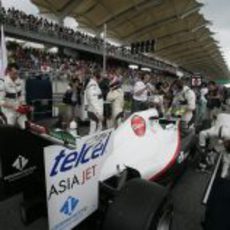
[60,196,79,216]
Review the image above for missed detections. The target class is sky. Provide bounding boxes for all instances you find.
[199,0,230,68]
[2,0,230,69]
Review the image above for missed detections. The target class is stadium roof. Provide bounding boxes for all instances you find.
[31,0,230,79]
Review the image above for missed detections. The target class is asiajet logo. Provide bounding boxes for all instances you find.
[60,196,79,216]
[12,155,29,171]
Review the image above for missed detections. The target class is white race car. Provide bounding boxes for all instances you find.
[0,108,195,230]
[98,109,195,230]
[101,109,183,182]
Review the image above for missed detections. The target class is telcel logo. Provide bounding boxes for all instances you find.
[60,196,79,216]
[50,133,111,177]
[12,155,28,171]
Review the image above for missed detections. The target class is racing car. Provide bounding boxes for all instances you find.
[0,108,196,230]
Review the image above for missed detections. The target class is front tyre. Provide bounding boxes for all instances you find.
[102,178,173,230]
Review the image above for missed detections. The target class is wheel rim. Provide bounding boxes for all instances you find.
[156,208,173,230]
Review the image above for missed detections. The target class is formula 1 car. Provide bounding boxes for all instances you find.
[101,109,193,183]
[0,108,196,230]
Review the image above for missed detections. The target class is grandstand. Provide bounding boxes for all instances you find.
[1,6,181,78]
[0,1,230,230]
[0,0,229,79]
[30,0,229,79]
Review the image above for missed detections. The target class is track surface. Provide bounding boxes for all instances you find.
[171,168,209,230]
[0,167,209,230]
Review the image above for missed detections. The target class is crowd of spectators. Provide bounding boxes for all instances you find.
[0,6,178,74]
[7,41,228,114]
[7,41,174,87]
[128,72,229,132]
[57,57,229,133]
[3,41,230,145]
[2,7,228,132]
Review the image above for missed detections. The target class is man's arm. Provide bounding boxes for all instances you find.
[19,79,26,105]
[199,126,218,147]
[107,90,117,102]
[0,79,5,109]
[184,90,196,112]
[0,80,13,109]
[0,79,19,110]
[86,85,103,120]
[133,82,147,96]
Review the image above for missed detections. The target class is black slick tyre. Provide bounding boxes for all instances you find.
[102,178,173,230]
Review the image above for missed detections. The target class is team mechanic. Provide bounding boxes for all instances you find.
[106,80,124,128]
[170,79,196,127]
[85,71,104,134]
[0,63,27,129]
[199,113,230,176]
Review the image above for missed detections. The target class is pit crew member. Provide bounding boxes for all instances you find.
[132,74,150,113]
[0,63,27,129]
[170,79,196,126]
[85,71,104,134]
[106,80,124,128]
[199,113,230,176]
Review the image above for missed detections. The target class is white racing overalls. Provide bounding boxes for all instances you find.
[199,113,230,147]
[85,78,104,134]
[171,86,196,125]
[0,75,27,129]
[106,87,124,128]
[199,113,230,177]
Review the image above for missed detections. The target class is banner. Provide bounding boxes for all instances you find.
[44,129,113,230]
[0,25,7,78]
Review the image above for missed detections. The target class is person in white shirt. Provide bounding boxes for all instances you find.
[196,82,208,125]
[132,74,150,112]
[149,82,165,116]
[171,79,196,126]
[85,71,104,134]
[0,63,27,129]
[106,80,124,128]
[199,113,230,148]
[198,113,230,175]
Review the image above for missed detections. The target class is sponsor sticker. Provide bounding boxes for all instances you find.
[44,129,113,230]
[12,155,28,171]
[3,155,36,182]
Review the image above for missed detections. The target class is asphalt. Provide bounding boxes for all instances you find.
[171,168,209,230]
[0,166,210,230]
